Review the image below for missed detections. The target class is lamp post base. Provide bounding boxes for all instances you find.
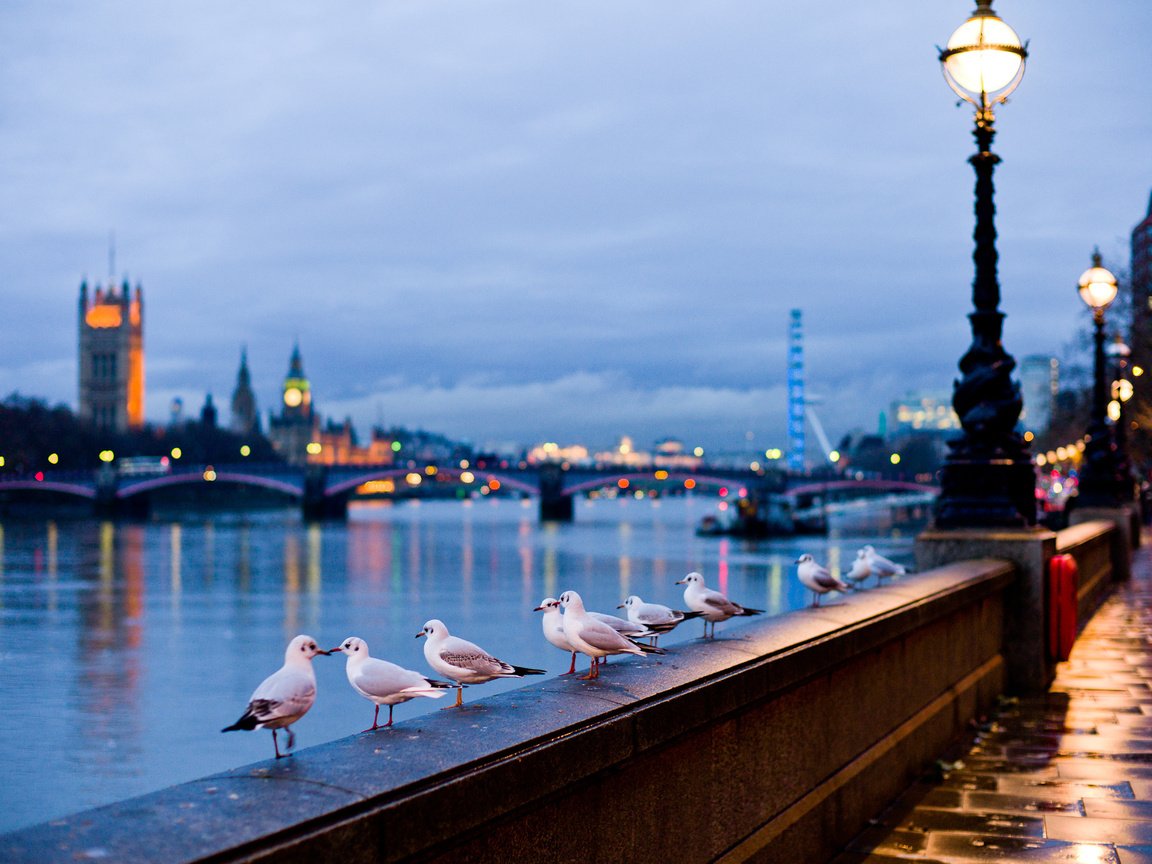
[935,458,1037,528]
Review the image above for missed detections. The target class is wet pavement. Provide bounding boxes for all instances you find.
[834,533,1152,864]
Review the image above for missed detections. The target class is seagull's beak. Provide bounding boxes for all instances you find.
[675,579,686,584]
[532,605,545,612]
[616,603,625,609]
[316,649,332,656]
[415,631,426,639]
[327,646,343,654]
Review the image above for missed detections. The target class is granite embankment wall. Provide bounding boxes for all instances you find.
[1,521,1120,863]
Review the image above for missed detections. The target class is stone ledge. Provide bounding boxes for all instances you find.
[0,560,1014,864]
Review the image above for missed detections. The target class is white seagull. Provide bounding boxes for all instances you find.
[796,553,852,607]
[618,595,702,646]
[676,572,764,638]
[534,597,579,675]
[559,590,664,679]
[862,545,907,585]
[417,619,545,708]
[844,550,872,589]
[221,634,330,759]
[330,636,456,730]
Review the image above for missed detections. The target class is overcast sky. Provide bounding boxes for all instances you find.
[2,1,1150,457]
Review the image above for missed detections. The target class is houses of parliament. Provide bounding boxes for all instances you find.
[78,280,393,466]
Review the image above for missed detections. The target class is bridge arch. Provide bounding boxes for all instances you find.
[561,471,753,498]
[116,472,304,499]
[0,480,97,500]
[325,467,538,499]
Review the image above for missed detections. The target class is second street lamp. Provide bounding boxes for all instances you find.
[934,1,1036,527]
[1075,249,1122,507]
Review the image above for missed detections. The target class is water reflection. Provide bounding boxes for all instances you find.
[0,498,920,834]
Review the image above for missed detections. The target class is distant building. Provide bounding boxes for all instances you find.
[78,278,144,431]
[1019,355,1059,434]
[309,419,395,466]
[267,343,317,465]
[229,347,260,437]
[1130,189,1152,457]
[889,392,959,435]
[200,393,218,429]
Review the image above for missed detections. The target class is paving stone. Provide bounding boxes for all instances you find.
[1046,815,1152,844]
[925,833,1120,862]
[1116,846,1152,864]
[1083,800,1152,820]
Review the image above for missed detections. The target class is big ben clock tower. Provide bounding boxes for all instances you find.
[281,342,311,417]
[267,342,317,464]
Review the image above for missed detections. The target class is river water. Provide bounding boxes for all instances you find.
[0,496,920,833]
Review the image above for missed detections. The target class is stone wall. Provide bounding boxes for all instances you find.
[1,560,1017,864]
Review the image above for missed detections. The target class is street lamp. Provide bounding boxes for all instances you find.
[1075,250,1122,506]
[934,1,1035,527]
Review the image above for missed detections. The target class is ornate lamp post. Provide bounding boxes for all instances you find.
[934,1,1034,527]
[1075,251,1122,506]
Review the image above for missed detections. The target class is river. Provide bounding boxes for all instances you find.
[0,496,921,833]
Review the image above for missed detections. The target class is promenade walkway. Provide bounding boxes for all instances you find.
[835,533,1152,864]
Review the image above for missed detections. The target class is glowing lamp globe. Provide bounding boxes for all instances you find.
[1077,251,1118,312]
[940,1,1027,108]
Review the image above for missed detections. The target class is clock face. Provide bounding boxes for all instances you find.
[284,387,303,408]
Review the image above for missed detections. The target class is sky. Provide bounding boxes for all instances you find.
[2,1,1150,458]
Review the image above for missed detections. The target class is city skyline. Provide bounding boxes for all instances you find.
[2,2,1150,454]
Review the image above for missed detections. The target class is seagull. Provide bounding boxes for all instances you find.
[618,595,703,646]
[559,590,664,679]
[330,636,456,730]
[796,553,852,607]
[844,550,872,589]
[221,634,330,759]
[862,545,907,585]
[534,597,579,675]
[675,572,764,638]
[417,619,545,708]
[588,609,657,642]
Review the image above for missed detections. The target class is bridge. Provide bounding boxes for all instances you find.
[0,460,936,523]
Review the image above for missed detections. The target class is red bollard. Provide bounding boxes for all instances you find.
[1047,553,1079,662]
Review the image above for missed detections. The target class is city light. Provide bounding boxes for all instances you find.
[35,471,44,481]
[1023,431,1034,442]
[0,456,5,467]
[889,453,901,465]
[654,469,669,480]
[460,471,475,484]
[425,465,437,476]
[48,453,59,464]
[489,479,501,491]
[684,478,696,490]
[203,467,217,482]
[764,448,783,460]
[1108,400,1121,422]
[240,445,251,457]
[391,441,402,452]
[1036,453,1048,466]
[828,450,840,463]
[749,461,760,471]
[171,447,182,460]
[306,442,322,455]
[693,446,704,458]
[617,478,630,489]
[405,472,422,486]
[459,459,470,469]
[99,450,114,463]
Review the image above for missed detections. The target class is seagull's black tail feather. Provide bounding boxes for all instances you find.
[221,714,259,733]
[679,610,705,620]
[428,678,461,689]
[738,607,765,616]
[512,665,547,676]
[627,639,666,655]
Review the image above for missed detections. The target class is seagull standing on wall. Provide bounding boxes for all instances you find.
[417,619,545,708]
[862,545,907,585]
[676,572,764,638]
[221,634,330,759]
[559,590,664,679]
[534,597,579,675]
[618,595,703,646]
[796,554,852,607]
[330,636,455,730]
[845,549,872,589]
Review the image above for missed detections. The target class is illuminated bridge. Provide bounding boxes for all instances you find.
[0,461,938,523]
